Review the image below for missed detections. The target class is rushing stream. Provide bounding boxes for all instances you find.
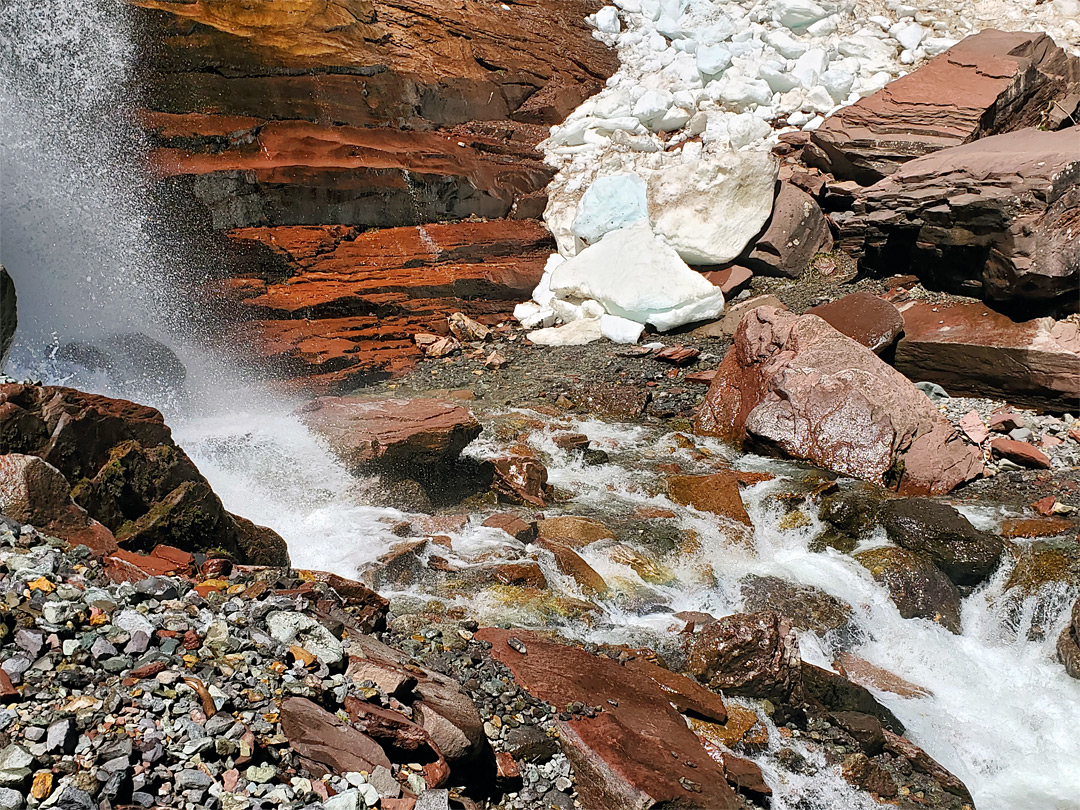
[3,1,1079,809]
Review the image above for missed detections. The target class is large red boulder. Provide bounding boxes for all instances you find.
[685,612,801,702]
[476,628,741,810]
[893,300,1080,413]
[694,306,982,495]
[809,30,1080,184]
[0,384,287,565]
[807,292,904,354]
[297,396,482,470]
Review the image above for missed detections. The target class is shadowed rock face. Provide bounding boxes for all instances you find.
[127,0,617,386]
[0,265,15,367]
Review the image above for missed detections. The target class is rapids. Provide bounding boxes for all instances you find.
[2,1,1079,809]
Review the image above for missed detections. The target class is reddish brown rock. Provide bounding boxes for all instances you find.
[0,385,286,564]
[690,294,787,340]
[534,538,608,595]
[343,697,448,787]
[565,382,651,418]
[807,293,904,354]
[476,628,741,810]
[833,653,932,699]
[0,667,18,703]
[883,730,973,801]
[481,513,537,543]
[666,472,752,528]
[990,438,1052,469]
[686,612,801,702]
[622,656,728,725]
[1058,596,1080,679]
[745,181,833,278]
[535,516,615,547]
[0,454,117,555]
[491,454,550,507]
[894,300,1080,413]
[809,30,1080,184]
[655,345,700,366]
[702,265,753,294]
[297,397,481,470]
[552,432,590,452]
[280,696,391,777]
[694,306,983,495]
[491,561,548,589]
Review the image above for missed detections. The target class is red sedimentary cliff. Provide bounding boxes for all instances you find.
[129,0,616,387]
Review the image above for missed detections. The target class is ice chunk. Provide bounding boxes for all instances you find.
[528,319,604,346]
[549,222,725,331]
[632,88,675,127]
[572,173,650,247]
[600,314,646,344]
[726,113,772,149]
[890,21,927,52]
[697,44,733,77]
[712,76,773,108]
[792,48,829,88]
[759,62,800,93]
[820,67,855,101]
[771,0,828,30]
[646,151,778,265]
[764,29,809,59]
[594,6,621,34]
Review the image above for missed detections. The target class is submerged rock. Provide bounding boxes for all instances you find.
[694,306,983,495]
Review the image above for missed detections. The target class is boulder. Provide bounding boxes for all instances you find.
[881,499,1004,586]
[0,385,287,565]
[855,547,962,633]
[0,266,15,368]
[893,300,1080,413]
[809,30,1080,184]
[694,306,983,495]
[647,151,778,266]
[666,472,752,527]
[807,293,904,354]
[744,182,832,278]
[702,265,754,295]
[534,538,608,595]
[843,129,1079,306]
[475,628,741,810]
[686,612,801,702]
[0,454,116,555]
[491,455,550,506]
[297,397,481,471]
[547,222,725,331]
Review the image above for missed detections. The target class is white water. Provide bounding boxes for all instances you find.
[4,2,1079,809]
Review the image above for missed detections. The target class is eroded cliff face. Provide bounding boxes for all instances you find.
[129,0,616,386]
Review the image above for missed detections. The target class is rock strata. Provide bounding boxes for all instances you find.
[694,306,983,495]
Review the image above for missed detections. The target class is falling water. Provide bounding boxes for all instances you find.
[401,169,442,259]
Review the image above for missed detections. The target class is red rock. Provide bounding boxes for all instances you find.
[491,454,550,506]
[958,411,989,445]
[297,397,481,470]
[685,370,717,385]
[667,472,752,528]
[722,752,772,798]
[702,265,753,294]
[990,438,1052,469]
[883,730,973,802]
[476,629,740,810]
[686,612,801,703]
[491,562,548,589]
[495,750,520,781]
[694,306,982,495]
[622,656,727,725]
[564,382,651,418]
[481,514,537,543]
[746,181,833,278]
[280,696,392,777]
[129,661,168,680]
[534,539,608,595]
[844,128,1079,306]
[382,801,416,810]
[833,653,932,700]
[0,668,17,702]
[0,454,117,555]
[342,697,448,787]
[989,411,1027,433]
[809,30,1080,184]
[552,432,590,452]
[536,516,616,547]
[1070,428,1080,444]
[655,345,700,366]
[807,292,904,354]
[1033,496,1057,516]
[293,571,389,633]
[690,294,787,340]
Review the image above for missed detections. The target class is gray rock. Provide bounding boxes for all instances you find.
[115,610,155,637]
[175,769,213,791]
[0,744,33,785]
[369,765,400,799]
[415,790,451,810]
[265,611,343,665]
[0,787,24,810]
[323,790,361,810]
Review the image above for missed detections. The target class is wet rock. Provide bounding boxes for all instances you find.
[666,472,752,527]
[476,628,741,810]
[694,306,982,495]
[990,438,1052,470]
[491,454,550,506]
[881,499,1003,586]
[1057,596,1080,679]
[807,293,904,354]
[842,752,897,798]
[883,729,973,802]
[534,539,608,596]
[855,547,962,633]
[800,665,904,735]
[622,656,728,725]
[818,487,886,538]
[491,562,548,589]
[740,575,856,638]
[686,612,801,702]
[809,30,1080,184]
[845,127,1079,307]
[279,697,391,777]
[893,301,1080,414]
[536,516,615,547]
[0,454,117,555]
[745,181,833,278]
[297,397,481,471]
[0,266,15,368]
[833,652,932,699]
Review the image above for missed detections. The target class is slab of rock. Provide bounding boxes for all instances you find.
[534,538,608,595]
[740,575,856,637]
[0,266,15,367]
[855,547,962,633]
[702,265,753,294]
[686,612,801,702]
[648,151,779,266]
[0,454,117,555]
[807,293,904,354]
[745,182,833,278]
[881,499,1004,586]
[297,397,481,470]
[894,300,1080,413]
[0,384,286,564]
[990,438,1052,469]
[536,516,615,547]
[667,472,752,527]
[810,30,1080,184]
[475,628,741,810]
[280,697,391,777]
[694,306,983,495]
